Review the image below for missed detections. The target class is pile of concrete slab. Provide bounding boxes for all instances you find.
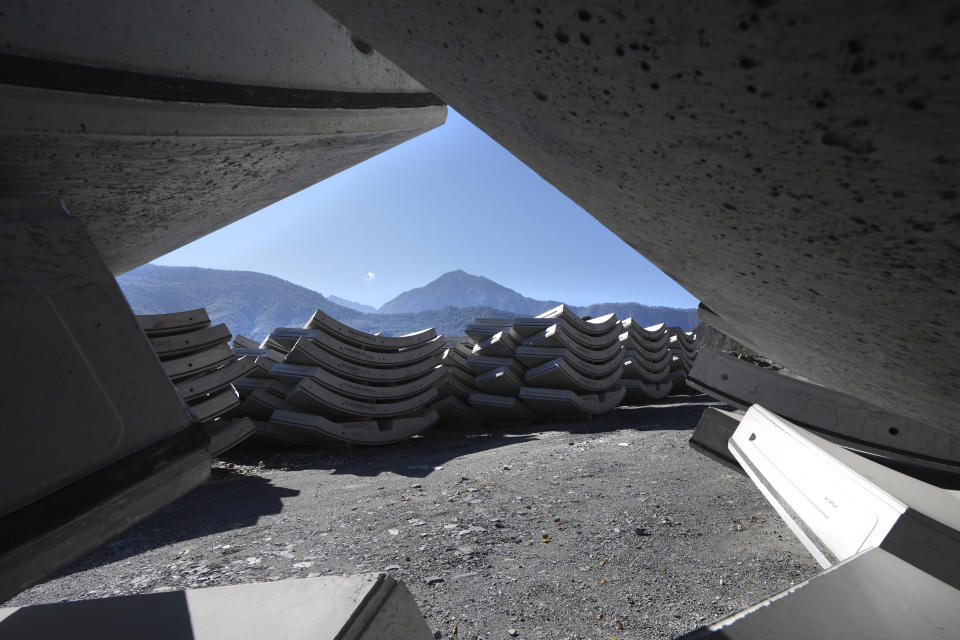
[437,305,629,422]
[137,308,255,424]
[231,309,444,445]
[617,319,675,403]
[666,326,700,391]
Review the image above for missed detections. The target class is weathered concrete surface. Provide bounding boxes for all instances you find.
[0,1,445,274]
[318,0,960,440]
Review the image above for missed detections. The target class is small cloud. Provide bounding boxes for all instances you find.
[364,271,376,281]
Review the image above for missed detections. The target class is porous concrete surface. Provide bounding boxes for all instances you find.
[7,395,820,639]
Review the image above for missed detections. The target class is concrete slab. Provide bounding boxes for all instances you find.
[187,386,240,423]
[729,405,960,588]
[523,358,623,393]
[514,346,624,378]
[174,356,257,402]
[149,324,232,361]
[465,320,515,343]
[238,387,299,421]
[535,305,619,336]
[466,393,537,423]
[620,378,674,404]
[203,417,257,457]
[0,573,432,639]
[521,321,621,350]
[679,548,960,640]
[470,330,520,358]
[435,371,476,401]
[431,395,483,426]
[519,385,625,416]
[689,407,747,475]
[287,379,438,419]
[440,347,473,374]
[622,351,673,384]
[232,377,292,400]
[303,308,437,350]
[453,342,475,360]
[269,329,445,367]
[464,354,526,376]
[269,408,439,445]
[135,308,210,337]
[473,365,525,397]
[285,337,441,383]
[619,319,668,342]
[688,348,960,477]
[271,363,446,401]
[231,347,287,361]
[239,355,284,379]
[521,326,623,363]
[160,343,236,382]
[231,334,260,350]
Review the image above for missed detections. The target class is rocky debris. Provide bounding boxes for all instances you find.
[6,397,819,639]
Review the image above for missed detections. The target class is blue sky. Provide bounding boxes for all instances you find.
[154,109,699,310]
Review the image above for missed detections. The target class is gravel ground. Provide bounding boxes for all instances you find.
[7,394,820,639]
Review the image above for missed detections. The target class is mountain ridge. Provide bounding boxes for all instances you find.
[117,264,697,339]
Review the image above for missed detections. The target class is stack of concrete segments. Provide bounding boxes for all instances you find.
[513,305,625,417]
[666,326,700,391]
[239,308,444,445]
[433,341,486,426]
[616,319,674,403]
[137,308,255,424]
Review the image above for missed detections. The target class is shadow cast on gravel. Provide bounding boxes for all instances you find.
[217,394,727,479]
[50,473,300,577]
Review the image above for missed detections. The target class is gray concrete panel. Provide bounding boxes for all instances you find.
[317,0,960,440]
[232,378,292,400]
[521,322,621,350]
[285,337,441,383]
[622,352,673,383]
[269,329,444,367]
[0,573,432,640]
[435,373,476,402]
[523,358,623,393]
[470,330,520,358]
[465,320,515,343]
[148,324,232,361]
[303,308,437,350]
[431,396,483,426]
[519,385,626,416]
[515,346,625,378]
[439,347,473,374]
[186,387,240,423]
[173,357,257,402]
[238,355,284,379]
[269,408,439,446]
[466,393,537,423]
[620,319,668,342]
[271,363,446,401]
[620,378,674,404]
[232,335,260,350]
[161,343,236,382]
[135,309,211,337]
[473,366,525,397]
[688,348,960,473]
[618,333,671,361]
[464,354,526,376]
[535,305,618,336]
[287,379,438,419]
[521,326,624,363]
[239,388,299,421]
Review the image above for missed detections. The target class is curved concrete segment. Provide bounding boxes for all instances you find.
[317,1,960,441]
[174,357,257,402]
[465,320,515,343]
[620,378,674,404]
[431,395,483,426]
[268,408,439,445]
[523,357,623,393]
[436,371,476,401]
[688,348,960,477]
[522,326,623,363]
[620,319,668,342]
[270,363,446,401]
[519,385,626,416]
[161,343,236,382]
[148,324,232,360]
[284,337,440,383]
[287,378,438,419]
[522,322,621,350]
[622,351,673,383]
[473,366,525,396]
[303,308,437,350]
[188,386,240,423]
[440,347,473,373]
[515,345,625,378]
[232,334,260,350]
[535,305,618,336]
[618,333,670,360]
[471,330,520,358]
[269,329,444,367]
[239,387,298,420]
[233,377,292,399]
[465,354,526,376]
[467,393,537,423]
[136,308,211,337]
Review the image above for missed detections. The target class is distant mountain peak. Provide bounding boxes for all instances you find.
[328,295,378,314]
[377,269,560,315]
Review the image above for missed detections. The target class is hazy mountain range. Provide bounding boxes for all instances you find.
[118,264,697,339]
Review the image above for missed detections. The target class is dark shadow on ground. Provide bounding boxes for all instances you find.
[217,393,731,479]
[52,474,299,576]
